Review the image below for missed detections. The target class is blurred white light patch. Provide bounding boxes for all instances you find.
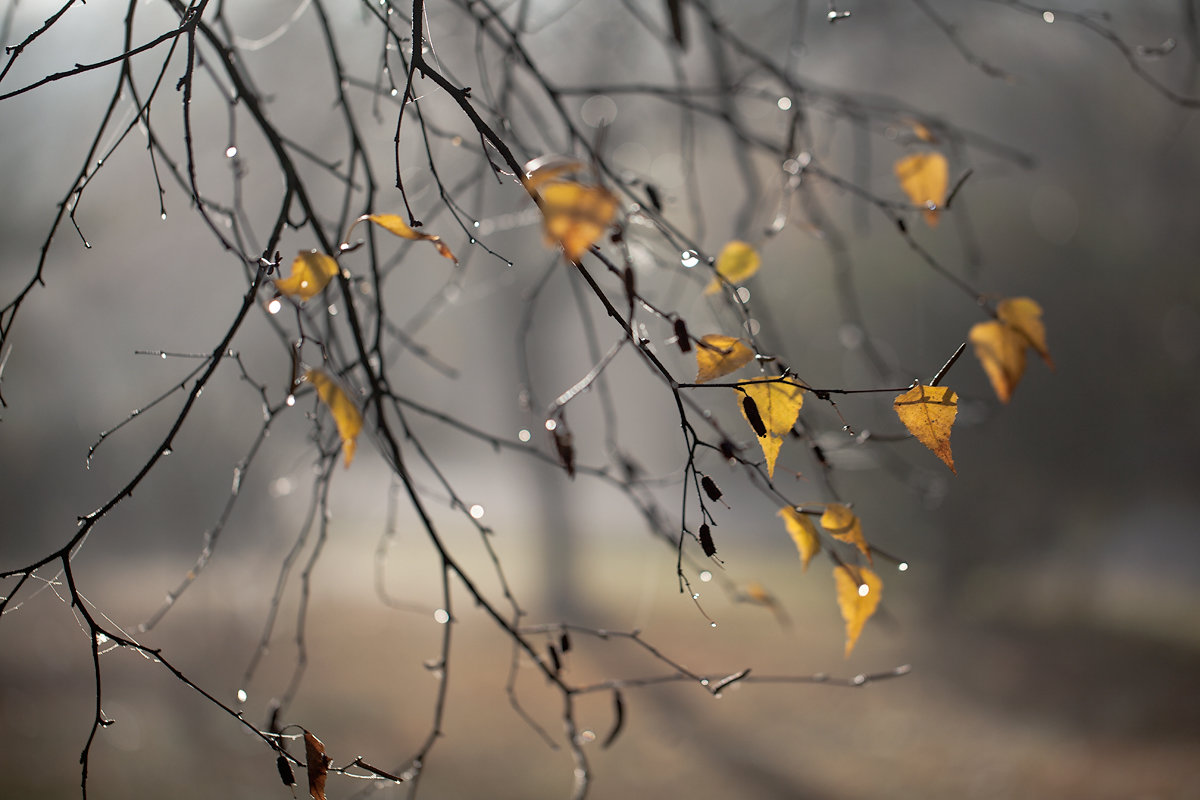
[269,476,294,497]
[469,504,485,519]
[581,95,617,127]
[1030,184,1078,245]
[433,609,450,624]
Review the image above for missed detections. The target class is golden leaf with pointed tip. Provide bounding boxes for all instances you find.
[351,213,458,264]
[303,729,331,800]
[704,240,761,295]
[736,378,804,478]
[834,565,882,658]
[778,507,820,571]
[893,383,958,473]
[969,297,1052,403]
[695,334,754,383]
[306,369,363,467]
[894,151,949,227]
[820,503,871,562]
[275,251,340,302]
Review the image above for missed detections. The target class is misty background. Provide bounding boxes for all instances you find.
[1,1,1198,798]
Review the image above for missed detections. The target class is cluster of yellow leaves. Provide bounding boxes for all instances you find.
[737,378,804,478]
[970,297,1054,403]
[777,504,880,656]
[275,212,456,304]
[349,213,459,264]
[834,565,882,658]
[893,383,958,473]
[524,158,618,262]
[306,369,362,467]
[894,151,948,227]
[694,334,754,383]
[704,240,761,295]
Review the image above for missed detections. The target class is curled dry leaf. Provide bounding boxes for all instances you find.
[303,729,331,800]
[894,151,949,227]
[736,378,804,478]
[306,370,363,467]
[820,503,871,562]
[350,213,458,264]
[695,334,754,383]
[523,159,618,262]
[698,523,717,557]
[893,383,958,473]
[833,565,882,658]
[704,240,761,295]
[275,250,340,302]
[778,507,820,571]
[969,296,1052,403]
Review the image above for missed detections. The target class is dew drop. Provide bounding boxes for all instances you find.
[517,428,531,442]
[736,287,751,303]
[777,96,792,111]
[433,608,450,624]
[1042,10,1055,23]
[700,679,709,686]
[267,298,282,315]
[699,570,712,582]
[472,220,480,228]
[692,593,699,600]
[286,394,296,407]
[469,504,485,520]
[578,730,596,744]
[236,689,248,703]
[160,212,167,221]
[680,250,699,268]
[225,145,238,158]
[161,448,172,456]
[857,584,870,597]
[95,633,110,645]
[327,303,338,316]
[390,88,399,97]
[83,241,91,249]
[709,621,717,628]
[898,562,909,572]
[160,352,167,359]
[544,419,557,431]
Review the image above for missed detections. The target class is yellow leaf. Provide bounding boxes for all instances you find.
[352,213,458,264]
[778,507,820,571]
[695,334,754,383]
[756,434,783,478]
[833,565,882,658]
[522,156,584,192]
[893,383,958,473]
[306,369,363,467]
[739,378,803,437]
[997,297,1054,368]
[820,503,871,562]
[969,297,1051,403]
[538,180,619,262]
[704,240,761,295]
[736,378,803,479]
[275,251,340,302]
[894,151,949,227]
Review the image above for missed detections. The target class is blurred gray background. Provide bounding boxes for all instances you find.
[1,1,1198,798]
